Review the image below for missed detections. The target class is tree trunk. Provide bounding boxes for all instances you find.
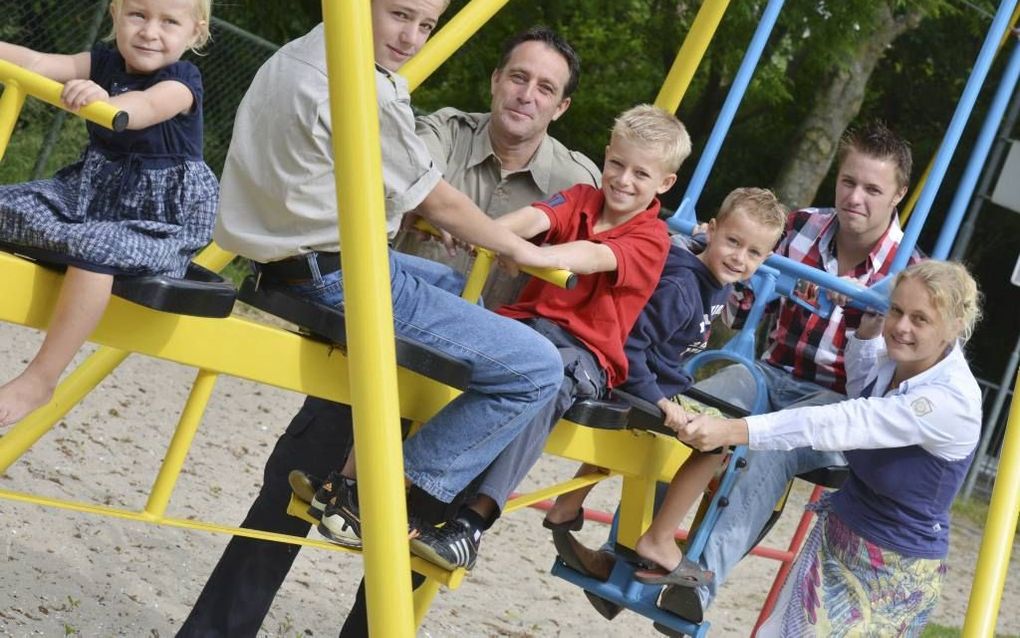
[773,3,926,208]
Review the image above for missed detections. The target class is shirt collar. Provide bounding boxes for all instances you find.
[884,341,964,396]
[820,210,906,274]
[576,189,662,238]
[467,116,555,193]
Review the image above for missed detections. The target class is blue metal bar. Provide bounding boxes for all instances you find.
[894,0,1019,271]
[670,0,787,226]
[680,269,776,562]
[551,560,712,637]
[934,36,1020,259]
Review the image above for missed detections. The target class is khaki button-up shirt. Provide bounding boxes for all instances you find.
[392,108,600,308]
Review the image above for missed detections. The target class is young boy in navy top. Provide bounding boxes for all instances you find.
[542,188,788,584]
[406,104,692,570]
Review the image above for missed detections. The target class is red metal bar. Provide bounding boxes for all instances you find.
[521,495,806,560]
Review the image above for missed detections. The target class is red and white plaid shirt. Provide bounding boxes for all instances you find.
[724,208,922,394]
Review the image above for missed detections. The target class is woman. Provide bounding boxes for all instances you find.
[678,260,983,636]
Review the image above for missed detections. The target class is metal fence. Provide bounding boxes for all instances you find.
[965,375,1017,500]
[2,0,279,177]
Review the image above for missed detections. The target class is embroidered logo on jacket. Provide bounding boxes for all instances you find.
[911,396,934,417]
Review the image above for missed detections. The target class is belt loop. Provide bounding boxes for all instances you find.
[306,252,324,283]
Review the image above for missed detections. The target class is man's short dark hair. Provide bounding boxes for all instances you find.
[837,120,913,191]
[497,26,581,99]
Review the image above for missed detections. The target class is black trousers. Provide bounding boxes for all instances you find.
[177,397,458,638]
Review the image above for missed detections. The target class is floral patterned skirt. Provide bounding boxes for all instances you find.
[758,499,946,637]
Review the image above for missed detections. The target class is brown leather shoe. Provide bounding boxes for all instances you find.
[551,530,616,581]
[551,530,623,619]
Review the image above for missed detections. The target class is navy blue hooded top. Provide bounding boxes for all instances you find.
[619,242,730,404]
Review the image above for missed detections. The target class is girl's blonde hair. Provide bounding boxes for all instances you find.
[894,260,983,342]
[108,0,213,53]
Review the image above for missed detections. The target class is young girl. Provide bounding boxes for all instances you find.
[0,0,216,427]
[672,260,983,635]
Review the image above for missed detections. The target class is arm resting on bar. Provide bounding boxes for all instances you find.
[0,59,127,131]
[413,218,577,289]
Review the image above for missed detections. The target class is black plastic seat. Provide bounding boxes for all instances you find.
[562,397,631,430]
[237,276,472,391]
[561,383,755,438]
[0,240,236,318]
[797,465,848,489]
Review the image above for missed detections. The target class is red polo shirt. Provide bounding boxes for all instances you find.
[498,183,669,387]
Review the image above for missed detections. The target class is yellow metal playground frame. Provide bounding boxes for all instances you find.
[0,0,1016,636]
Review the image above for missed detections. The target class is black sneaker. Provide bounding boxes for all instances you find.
[317,478,362,548]
[409,518,480,571]
[307,470,343,520]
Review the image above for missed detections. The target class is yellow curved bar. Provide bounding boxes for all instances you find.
[962,373,1020,637]
[0,80,26,161]
[654,0,731,113]
[1001,3,1020,52]
[462,249,494,302]
[0,59,127,131]
[322,1,415,636]
[412,218,577,289]
[194,241,236,273]
[898,161,931,225]
[401,0,511,92]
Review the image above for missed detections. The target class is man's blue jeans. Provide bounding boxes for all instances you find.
[690,362,845,608]
[280,250,564,502]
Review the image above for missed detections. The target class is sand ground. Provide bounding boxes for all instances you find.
[1,320,1017,637]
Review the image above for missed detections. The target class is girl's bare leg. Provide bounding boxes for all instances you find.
[634,451,723,570]
[0,267,113,426]
[545,462,608,524]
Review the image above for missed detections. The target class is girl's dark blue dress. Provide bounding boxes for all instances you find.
[0,45,218,277]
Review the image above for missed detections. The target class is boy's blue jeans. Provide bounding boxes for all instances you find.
[689,362,845,607]
[280,250,564,503]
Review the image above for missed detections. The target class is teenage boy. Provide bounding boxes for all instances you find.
[396,104,692,570]
[181,20,602,638]
[179,1,571,635]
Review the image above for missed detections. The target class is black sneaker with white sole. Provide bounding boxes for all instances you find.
[317,477,363,548]
[409,518,480,571]
[308,470,343,520]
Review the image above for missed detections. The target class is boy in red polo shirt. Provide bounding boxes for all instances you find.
[408,104,691,570]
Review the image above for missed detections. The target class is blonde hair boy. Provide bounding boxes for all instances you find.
[612,104,692,173]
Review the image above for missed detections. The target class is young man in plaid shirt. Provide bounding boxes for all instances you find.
[668,121,924,623]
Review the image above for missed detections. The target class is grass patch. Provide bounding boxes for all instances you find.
[0,105,89,185]
[952,496,990,528]
[923,623,1018,638]
[220,256,249,286]
[923,624,959,638]
[952,496,1020,535]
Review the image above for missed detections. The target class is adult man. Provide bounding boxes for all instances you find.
[394,27,599,307]
[178,25,598,637]
[566,121,922,625]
